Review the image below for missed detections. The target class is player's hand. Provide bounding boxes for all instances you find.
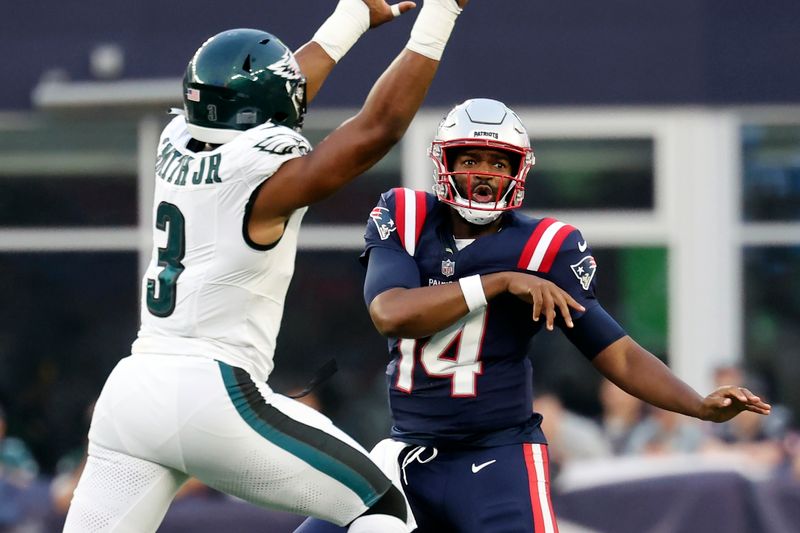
[699,386,772,423]
[364,0,417,28]
[505,272,585,331]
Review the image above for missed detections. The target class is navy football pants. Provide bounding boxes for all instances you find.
[295,442,559,533]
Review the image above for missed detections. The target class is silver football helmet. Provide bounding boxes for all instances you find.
[429,98,534,225]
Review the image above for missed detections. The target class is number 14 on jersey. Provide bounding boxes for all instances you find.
[395,308,488,397]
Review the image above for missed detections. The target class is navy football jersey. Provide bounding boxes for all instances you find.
[362,188,626,447]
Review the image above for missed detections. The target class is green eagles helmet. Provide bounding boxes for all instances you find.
[182,28,307,144]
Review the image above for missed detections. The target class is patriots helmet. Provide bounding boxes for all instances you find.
[183,28,307,144]
[430,98,534,225]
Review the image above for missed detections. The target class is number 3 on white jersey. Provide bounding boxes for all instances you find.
[396,308,487,397]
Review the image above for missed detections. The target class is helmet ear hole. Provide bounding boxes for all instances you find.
[242,55,252,73]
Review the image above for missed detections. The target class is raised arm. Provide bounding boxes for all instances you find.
[295,0,417,103]
[248,0,467,244]
[593,336,772,422]
[294,0,416,103]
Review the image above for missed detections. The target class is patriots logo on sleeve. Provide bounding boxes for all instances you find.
[570,256,597,290]
[370,207,396,240]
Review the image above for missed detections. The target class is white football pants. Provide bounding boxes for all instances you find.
[63,353,393,532]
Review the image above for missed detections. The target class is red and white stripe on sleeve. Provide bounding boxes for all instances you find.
[393,187,428,256]
[517,217,576,273]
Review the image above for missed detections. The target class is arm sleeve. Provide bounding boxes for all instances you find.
[361,190,422,305]
[562,304,626,360]
[363,246,422,306]
[544,227,627,359]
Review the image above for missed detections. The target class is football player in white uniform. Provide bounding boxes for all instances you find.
[62,1,470,532]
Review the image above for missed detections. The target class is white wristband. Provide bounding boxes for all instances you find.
[312,0,370,63]
[459,274,487,313]
[406,0,462,61]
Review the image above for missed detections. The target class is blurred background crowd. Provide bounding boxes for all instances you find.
[4,363,800,531]
[2,1,799,532]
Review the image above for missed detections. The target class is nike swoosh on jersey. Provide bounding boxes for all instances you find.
[578,240,588,252]
[471,459,497,473]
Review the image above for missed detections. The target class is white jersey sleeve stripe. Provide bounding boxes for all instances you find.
[526,221,566,271]
[402,188,417,256]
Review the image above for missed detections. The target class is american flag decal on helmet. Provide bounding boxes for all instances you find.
[186,88,200,102]
[370,207,396,241]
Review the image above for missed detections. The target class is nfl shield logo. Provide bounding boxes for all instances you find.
[441,259,455,277]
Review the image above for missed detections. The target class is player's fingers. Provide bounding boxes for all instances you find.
[748,398,771,410]
[565,293,585,313]
[730,387,750,403]
[555,293,574,328]
[739,387,762,403]
[744,404,772,415]
[392,1,416,16]
[542,291,555,331]
[530,288,542,322]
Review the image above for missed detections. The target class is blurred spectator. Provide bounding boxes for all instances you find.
[1,402,44,530]
[535,392,612,476]
[49,399,94,518]
[50,453,86,517]
[0,402,39,487]
[597,378,647,455]
[788,432,800,481]
[622,407,711,456]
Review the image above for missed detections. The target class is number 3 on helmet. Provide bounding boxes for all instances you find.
[430,98,535,225]
[182,28,307,144]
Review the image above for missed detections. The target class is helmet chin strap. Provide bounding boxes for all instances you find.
[453,203,504,225]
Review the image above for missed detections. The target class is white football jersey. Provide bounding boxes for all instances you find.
[132,114,311,382]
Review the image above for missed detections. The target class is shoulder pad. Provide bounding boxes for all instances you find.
[517,217,577,273]
[249,124,311,156]
[161,114,190,142]
[385,187,432,256]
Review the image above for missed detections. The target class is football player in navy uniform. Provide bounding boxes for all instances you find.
[296,98,772,532]
[62,2,477,533]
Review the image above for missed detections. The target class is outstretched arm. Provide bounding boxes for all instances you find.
[250,0,468,243]
[295,0,417,103]
[593,336,772,422]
